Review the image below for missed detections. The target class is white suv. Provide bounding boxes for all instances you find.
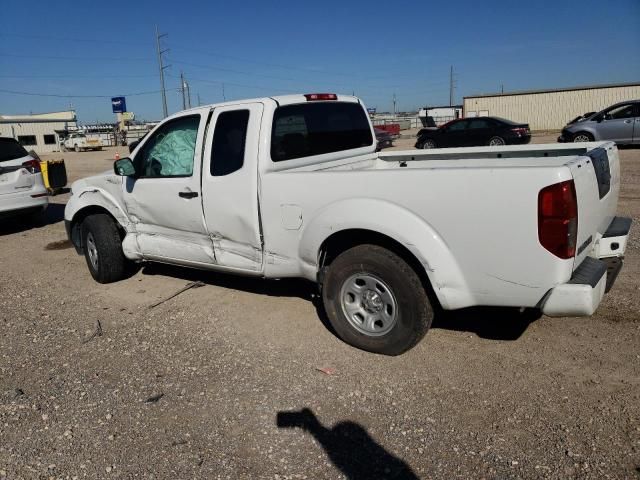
[0,137,48,219]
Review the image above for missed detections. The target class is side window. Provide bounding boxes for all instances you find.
[468,119,490,129]
[135,115,200,178]
[210,110,250,176]
[445,120,468,132]
[606,104,635,120]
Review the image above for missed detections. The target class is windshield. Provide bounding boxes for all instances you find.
[0,137,29,163]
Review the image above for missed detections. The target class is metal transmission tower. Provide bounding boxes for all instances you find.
[449,65,457,106]
[155,25,170,118]
[180,71,186,110]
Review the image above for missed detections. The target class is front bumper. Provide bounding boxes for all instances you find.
[541,216,631,316]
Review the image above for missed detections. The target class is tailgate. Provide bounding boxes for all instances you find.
[570,142,620,269]
[86,139,101,146]
[0,166,35,195]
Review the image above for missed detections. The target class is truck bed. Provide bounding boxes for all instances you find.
[281,142,606,173]
[261,141,619,311]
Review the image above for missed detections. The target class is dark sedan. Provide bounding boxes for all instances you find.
[415,117,531,149]
[374,127,394,150]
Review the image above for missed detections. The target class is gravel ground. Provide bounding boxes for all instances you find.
[1,136,638,479]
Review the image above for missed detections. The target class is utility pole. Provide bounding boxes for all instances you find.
[186,81,191,109]
[501,84,504,94]
[180,72,187,110]
[197,93,201,107]
[449,65,454,106]
[222,83,226,101]
[155,25,169,118]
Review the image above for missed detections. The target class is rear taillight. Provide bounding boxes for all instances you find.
[304,93,337,101]
[511,127,528,136]
[538,180,578,259]
[22,160,41,173]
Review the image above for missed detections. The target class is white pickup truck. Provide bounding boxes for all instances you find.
[62,133,102,152]
[64,93,632,355]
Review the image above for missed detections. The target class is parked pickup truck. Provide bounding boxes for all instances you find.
[62,133,102,152]
[64,93,632,355]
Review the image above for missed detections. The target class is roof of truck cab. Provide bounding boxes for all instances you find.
[177,94,360,115]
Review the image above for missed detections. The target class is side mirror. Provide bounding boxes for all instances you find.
[114,157,136,176]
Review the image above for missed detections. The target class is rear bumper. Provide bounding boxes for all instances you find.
[0,187,49,216]
[541,216,632,316]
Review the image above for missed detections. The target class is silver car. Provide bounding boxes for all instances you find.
[558,100,640,145]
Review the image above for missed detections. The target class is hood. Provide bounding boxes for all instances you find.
[70,169,120,194]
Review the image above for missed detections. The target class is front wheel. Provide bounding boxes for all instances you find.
[421,139,436,149]
[81,214,132,283]
[322,245,433,355]
[488,136,506,146]
[573,132,594,142]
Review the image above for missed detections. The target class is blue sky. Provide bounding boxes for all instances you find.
[1,0,638,122]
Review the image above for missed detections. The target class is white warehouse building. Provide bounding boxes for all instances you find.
[463,82,640,131]
[0,110,77,153]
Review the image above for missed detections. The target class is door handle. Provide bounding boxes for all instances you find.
[178,190,199,199]
[624,119,632,123]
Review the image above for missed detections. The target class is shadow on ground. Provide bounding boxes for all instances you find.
[0,202,65,235]
[141,263,540,341]
[276,408,419,480]
[432,306,541,341]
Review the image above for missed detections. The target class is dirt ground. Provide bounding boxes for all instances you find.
[1,135,638,479]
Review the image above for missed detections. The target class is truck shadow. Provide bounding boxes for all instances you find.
[0,202,65,235]
[141,264,538,342]
[431,306,541,341]
[276,408,419,480]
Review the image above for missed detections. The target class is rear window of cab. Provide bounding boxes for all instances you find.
[271,102,373,162]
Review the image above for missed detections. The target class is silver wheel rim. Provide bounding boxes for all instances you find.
[340,273,398,336]
[574,134,590,142]
[423,140,435,149]
[489,137,505,146]
[86,232,99,271]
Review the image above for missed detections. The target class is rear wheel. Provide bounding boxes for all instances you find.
[488,136,506,146]
[573,132,593,142]
[322,244,433,355]
[421,139,436,149]
[74,144,80,152]
[81,214,131,283]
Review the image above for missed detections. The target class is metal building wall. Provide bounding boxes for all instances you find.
[0,120,75,153]
[463,84,640,130]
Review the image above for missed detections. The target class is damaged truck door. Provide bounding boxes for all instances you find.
[122,113,216,265]
[201,103,264,273]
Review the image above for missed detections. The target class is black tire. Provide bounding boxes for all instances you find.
[488,136,506,146]
[74,144,80,152]
[322,244,433,355]
[81,214,130,283]
[572,131,594,142]
[421,138,436,149]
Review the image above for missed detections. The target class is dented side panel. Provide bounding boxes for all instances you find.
[201,102,265,272]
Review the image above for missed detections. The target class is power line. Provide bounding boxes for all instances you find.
[0,88,178,99]
[0,74,157,79]
[0,52,153,62]
[0,32,135,46]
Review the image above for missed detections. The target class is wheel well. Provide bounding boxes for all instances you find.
[318,229,440,307]
[70,206,123,251]
[573,131,594,139]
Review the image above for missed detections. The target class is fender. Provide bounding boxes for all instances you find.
[65,177,142,260]
[297,198,473,310]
